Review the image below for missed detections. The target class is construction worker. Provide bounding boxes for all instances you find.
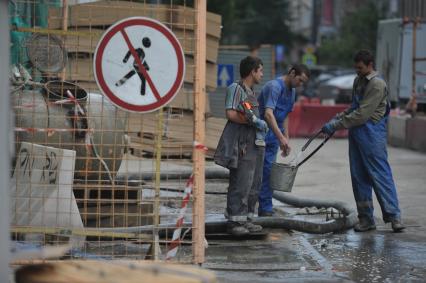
[214,56,267,236]
[257,64,310,216]
[322,49,405,232]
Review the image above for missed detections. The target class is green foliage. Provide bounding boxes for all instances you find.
[208,0,298,48]
[317,1,384,67]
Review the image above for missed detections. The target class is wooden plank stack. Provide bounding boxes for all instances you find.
[127,111,226,158]
[48,0,221,111]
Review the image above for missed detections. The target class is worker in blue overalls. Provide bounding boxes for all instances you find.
[257,64,310,216]
[322,49,405,232]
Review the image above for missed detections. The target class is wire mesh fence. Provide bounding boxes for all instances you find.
[9,0,220,264]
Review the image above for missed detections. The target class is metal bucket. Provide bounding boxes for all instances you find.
[269,130,334,193]
[270,162,298,192]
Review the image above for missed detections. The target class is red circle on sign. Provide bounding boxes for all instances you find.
[94,17,185,113]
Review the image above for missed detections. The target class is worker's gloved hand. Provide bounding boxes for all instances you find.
[333,112,344,120]
[253,116,268,131]
[322,119,339,135]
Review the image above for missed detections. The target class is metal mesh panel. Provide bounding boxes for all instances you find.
[9,0,220,265]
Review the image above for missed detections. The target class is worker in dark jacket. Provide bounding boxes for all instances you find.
[322,49,405,232]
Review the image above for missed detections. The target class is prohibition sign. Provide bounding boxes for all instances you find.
[94,17,185,113]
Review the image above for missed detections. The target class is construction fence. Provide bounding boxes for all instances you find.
[9,0,222,265]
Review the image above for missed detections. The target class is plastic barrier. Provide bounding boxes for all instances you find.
[288,101,349,138]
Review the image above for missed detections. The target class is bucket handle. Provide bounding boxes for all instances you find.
[296,130,333,168]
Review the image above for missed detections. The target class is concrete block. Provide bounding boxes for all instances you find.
[406,116,426,152]
[387,115,409,147]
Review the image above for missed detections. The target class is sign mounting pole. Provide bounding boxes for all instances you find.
[193,0,206,265]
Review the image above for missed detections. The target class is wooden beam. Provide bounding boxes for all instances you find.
[192,0,207,264]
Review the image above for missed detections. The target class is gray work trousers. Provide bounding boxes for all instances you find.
[227,145,265,222]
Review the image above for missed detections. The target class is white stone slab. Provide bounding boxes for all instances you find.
[11,142,84,246]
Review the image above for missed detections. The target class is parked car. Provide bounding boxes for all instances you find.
[300,65,354,99]
[316,73,356,104]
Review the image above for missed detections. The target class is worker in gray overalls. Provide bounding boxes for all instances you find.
[214,56,268,236]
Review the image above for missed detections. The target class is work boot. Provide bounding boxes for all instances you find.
[244,221,263,233]
[227,222,249,236]
[258,211,274,217]
[391,219,406,232]
[354,218,376,232]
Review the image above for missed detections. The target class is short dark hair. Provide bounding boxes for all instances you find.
[239,56,263,78]
[288,64,310,78]
[353,49,374,65]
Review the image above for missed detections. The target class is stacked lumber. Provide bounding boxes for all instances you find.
[130,132,193,158]
[48,1,221,111]
[127,111,226,158]
[205,117,227,156]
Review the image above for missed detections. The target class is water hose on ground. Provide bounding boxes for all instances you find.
[115,168,229,182]
[269,191,358,233]
[98,192,357,235]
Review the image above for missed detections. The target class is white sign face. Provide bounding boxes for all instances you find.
[94,17,185,113]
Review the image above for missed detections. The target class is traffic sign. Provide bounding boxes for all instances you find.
[94,17,185,113]
[217,64,234,88]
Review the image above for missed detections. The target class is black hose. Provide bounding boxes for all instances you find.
[115,168,229,182]
[96,184,357,235]
[98,192,357,236]
[271,191,358,233]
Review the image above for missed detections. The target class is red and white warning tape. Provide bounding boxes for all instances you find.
[193,140,209,152]
[65,90,85,115]
[165,141,207,260]
[14,89,85,115]
[165,175,194,260]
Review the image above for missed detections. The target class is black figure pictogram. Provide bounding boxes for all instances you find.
[115,37,151,96]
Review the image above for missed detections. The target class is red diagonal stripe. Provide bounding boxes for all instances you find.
[120,29,162,101]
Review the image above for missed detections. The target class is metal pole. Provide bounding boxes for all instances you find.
[60,0,68,81]
[408,17,419,114]
[412,18,417,100]
[193,0,206,264]
[153,107,164,260]
[0,0,11,279]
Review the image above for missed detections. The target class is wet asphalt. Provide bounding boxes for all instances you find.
[201,138,426,282]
